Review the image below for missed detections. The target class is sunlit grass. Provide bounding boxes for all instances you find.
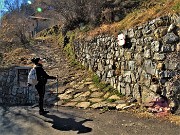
[78,0,180,38]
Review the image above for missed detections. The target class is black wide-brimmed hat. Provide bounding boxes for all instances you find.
[31,57,41,64]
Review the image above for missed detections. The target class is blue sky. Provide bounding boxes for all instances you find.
[0,0,30,11]
[0,0,28,19]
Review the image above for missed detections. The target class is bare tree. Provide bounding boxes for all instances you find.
[36,0,104,28]
[0,11,29,44]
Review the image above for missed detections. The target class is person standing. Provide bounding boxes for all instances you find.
[30,58,57,115]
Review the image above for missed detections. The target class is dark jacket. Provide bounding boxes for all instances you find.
[35,64,56,85]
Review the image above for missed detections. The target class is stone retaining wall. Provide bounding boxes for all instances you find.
[74,14,180,107]
[0,67,38,105]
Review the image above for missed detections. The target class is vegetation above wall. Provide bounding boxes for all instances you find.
[78,0,180,38]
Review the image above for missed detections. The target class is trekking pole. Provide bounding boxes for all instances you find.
[56,75,59,111]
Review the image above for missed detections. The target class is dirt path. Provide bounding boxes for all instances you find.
[0,106,179,135]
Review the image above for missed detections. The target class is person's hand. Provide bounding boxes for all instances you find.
[27,83,31,87]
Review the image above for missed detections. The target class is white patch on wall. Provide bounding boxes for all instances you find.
[117,33,125,46]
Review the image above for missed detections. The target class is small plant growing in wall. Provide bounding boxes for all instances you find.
[92,74,124,98]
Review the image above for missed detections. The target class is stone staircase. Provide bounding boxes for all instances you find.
[32,38,136,111]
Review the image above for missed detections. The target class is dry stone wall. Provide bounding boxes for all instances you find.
[74,14,180,106]
[0,67,38,105]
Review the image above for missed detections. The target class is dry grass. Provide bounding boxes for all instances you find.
[79,0,180,38]
[167,114,180,125]
[133,111,180,126]
[2,48,31,67]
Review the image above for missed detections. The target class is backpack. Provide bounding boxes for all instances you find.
[28,67,38,85]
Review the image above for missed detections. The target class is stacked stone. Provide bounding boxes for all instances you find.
[0,68,38,105]
[74,14,180,103]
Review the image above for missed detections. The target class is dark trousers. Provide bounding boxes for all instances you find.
[35,84,45,112]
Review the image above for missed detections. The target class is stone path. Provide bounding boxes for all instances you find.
[30,38,135,111]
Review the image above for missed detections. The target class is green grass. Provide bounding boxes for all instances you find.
[107,99,116,103]
[92,74,101,84]
[172,2,180,11]
[91,74,124,98]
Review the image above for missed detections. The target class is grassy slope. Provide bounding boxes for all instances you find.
[78,0,180,38]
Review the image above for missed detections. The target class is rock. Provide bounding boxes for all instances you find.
[122,104,136,110]
[131,73,136,83]
[62,102,77,107]
[145,30,152,34]
[144,49,151,58]
[125,84,131,96]
[121,88,126,95]
[98,62,104,71]
[124,71,132,83]
[115,100,126,104]
[153,53,166,60]
[127,97,137,103]
[104,92,111,99]
[135,30,143,38]
[133,84,141,100]
[77,84,85,89]
[108,95,120,100]
[84,81,93,86]
[88,84,96,90]
[90,92,104,98]
[58,94,72,100]
[157,62,164,70]
[142,86,156,103]
[161,44,174,52]
[74,92,84,98]
[165,60,179,70]
[88,98,104,103]
[106,103,117,109]
[176,43,180,52]
[86,78,92,81]
[116,104,127,110]
[76,102,91,109]
[71,97,86,102]
[163,33,179,44]
[114,15,120,22]
[107,70,114,78]
[135,53,143,65]
[150,85,160,93]
[151,41,161,52]
[79,91,91,98]
[128,29,135,38]
[69,81,77,86]
[168,23,176,33]
[136,45,143,53]
[91,87,99,92]
[90,102,107,109]
[124,52,132,60]
[154,29,161,38]
[140,70,151,87]
[128,61,135,71]
[73,84,80,89]
[144,60,156,75]
[159,71,177,78]
[64,88,75,94]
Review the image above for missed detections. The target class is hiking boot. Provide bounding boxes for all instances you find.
[39,110,49,115]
